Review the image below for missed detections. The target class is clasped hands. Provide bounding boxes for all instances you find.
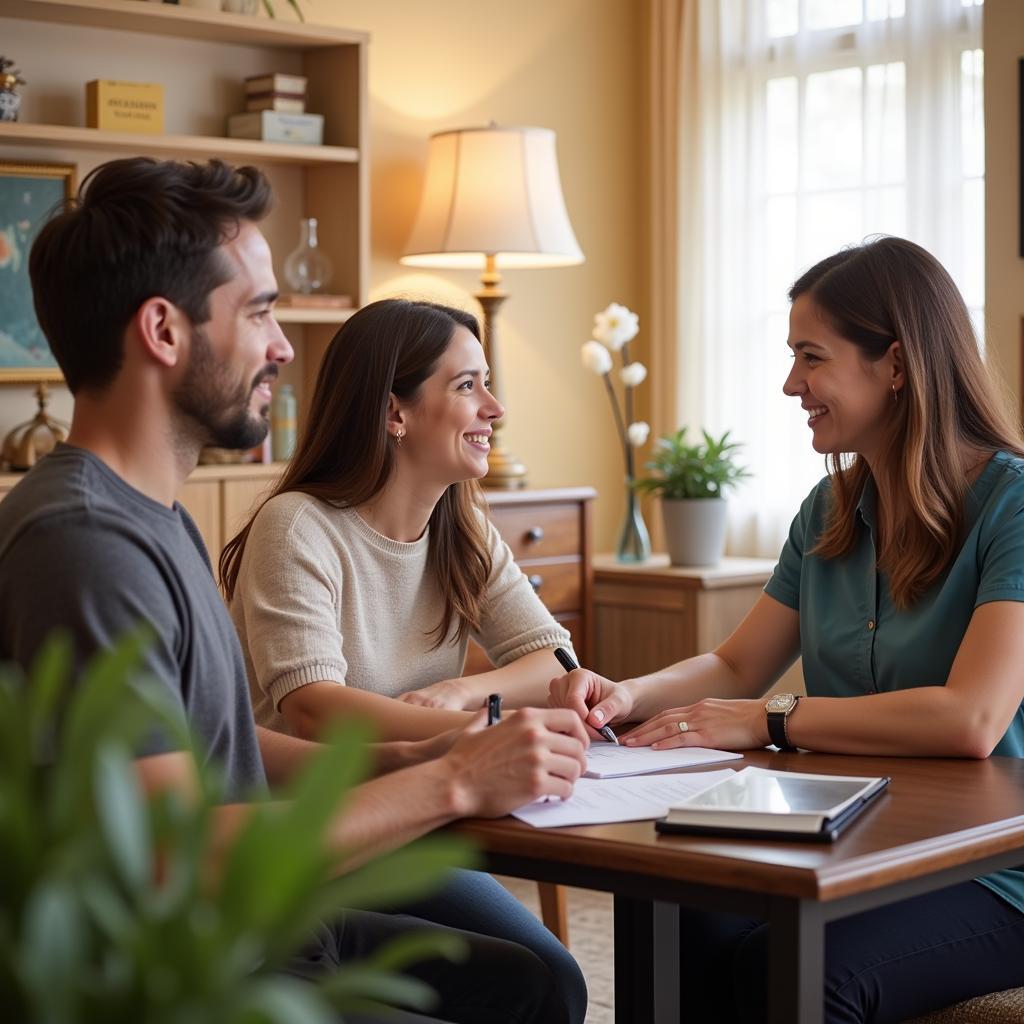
[547,668,771,751]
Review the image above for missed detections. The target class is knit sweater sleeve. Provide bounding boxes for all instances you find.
[473,518,573,666]
[233,494,348,712]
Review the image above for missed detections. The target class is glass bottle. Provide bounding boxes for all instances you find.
[271,384,297,462]
[283,217,333,295]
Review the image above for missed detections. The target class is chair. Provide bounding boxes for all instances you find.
[905,986,1024,1023]
[538,882,569,946]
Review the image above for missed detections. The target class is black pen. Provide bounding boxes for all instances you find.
[553,647,619,745]
[486,692,502,726]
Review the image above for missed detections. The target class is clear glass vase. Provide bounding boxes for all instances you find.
[616,481,651,563]
[283,217,333,295]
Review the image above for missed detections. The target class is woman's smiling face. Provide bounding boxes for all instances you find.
[398,326,504,485]
[783,293,901,463]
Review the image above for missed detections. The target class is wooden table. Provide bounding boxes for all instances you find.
[454,749,1024,1024]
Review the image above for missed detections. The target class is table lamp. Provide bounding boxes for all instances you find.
[401,123,584,488]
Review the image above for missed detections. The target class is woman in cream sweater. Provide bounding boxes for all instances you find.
[221,297,586,1024]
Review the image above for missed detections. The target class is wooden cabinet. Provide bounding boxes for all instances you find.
[464,487,596,675]
[178,463,281,559]
[592,555,804,689]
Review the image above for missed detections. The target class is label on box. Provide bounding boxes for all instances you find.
[227,111,324,146]
[86,80,164,134]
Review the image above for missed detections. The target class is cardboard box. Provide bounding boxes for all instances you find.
[86,80,164,134]
[227,111,323,146]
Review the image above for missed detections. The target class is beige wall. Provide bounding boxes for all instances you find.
[0,0,641,551]
[983,0,1024,412]
[316,0,642,551]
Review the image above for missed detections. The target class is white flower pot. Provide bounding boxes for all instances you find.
[179,0,223,11]
[661,497,728,567]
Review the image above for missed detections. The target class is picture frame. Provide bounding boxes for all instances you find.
[0,160,75,383]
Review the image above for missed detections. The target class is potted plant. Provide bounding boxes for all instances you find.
[0,629,472,1022]
[633,427,751,566]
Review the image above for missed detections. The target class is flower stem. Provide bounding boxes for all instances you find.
[601,373,633,478]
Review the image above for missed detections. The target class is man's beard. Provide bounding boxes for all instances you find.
[173,326,277,450]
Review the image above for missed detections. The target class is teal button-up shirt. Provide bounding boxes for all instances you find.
[764,451,1024,914]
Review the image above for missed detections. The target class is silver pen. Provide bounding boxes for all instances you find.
[553,647,619,744]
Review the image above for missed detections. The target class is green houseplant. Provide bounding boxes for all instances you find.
[0,629,473,1023]
[633,428,751,566]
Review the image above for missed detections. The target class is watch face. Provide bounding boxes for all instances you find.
[766,693,797,714]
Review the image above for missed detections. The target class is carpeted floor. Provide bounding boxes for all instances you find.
[496,876,614,1024]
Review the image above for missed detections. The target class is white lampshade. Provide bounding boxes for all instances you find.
[400,124,584,270]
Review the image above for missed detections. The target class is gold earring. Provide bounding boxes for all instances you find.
[395,429,404,446]
[892,384,899,404]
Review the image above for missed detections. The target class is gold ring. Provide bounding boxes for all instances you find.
[677,721,689,733]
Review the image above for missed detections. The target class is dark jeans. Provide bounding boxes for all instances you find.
[678,880,1024,1023]
[287,869,586,1024]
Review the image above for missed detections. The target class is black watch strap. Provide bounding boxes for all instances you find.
[767,704,799,752]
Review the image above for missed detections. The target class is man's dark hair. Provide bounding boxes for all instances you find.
[29,157,273,395]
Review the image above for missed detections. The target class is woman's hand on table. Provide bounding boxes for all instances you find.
[619,698,770,751]
[397,678,472,710]
[548,668,635,739]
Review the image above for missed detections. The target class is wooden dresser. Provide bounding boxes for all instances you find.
[465,487,596,674]
[592,554,781,679]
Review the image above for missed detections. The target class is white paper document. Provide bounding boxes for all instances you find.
[583,743,743,778]
[512,770,736,828]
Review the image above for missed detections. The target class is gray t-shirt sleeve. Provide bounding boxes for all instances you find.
[2,513,189,756]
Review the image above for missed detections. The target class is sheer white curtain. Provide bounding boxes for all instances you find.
[673,0,984,556]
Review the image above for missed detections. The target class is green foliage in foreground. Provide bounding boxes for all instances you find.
[633,427,752,500]
[0,629,476,1023]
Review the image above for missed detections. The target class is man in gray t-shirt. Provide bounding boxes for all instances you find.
[0,157,589,1024]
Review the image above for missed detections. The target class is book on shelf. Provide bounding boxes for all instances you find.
[245,72,307,96]
[655,765,890,842]
[246,94,307,114]
[227,111,323,146]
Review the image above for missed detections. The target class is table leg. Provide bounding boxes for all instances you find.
[767,896,825,1024]
[613,895,680,1024]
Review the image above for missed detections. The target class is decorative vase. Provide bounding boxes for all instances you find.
[221,0,259,13]
[662,497,727,567]
[283,217,333,295]
[616,482,651,563]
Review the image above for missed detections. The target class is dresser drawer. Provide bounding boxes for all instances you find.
[521,560,580,615]
[489,503,580,561]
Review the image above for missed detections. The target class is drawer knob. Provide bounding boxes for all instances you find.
[525,526,545,543]
[528,574,544,592]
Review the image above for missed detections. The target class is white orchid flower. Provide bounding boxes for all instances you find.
[593,303,639,351]
[581,340,613,375]
[627,421,651,447]
[620,362,647,387]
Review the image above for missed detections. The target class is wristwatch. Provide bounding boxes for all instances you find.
[765,693,801,751]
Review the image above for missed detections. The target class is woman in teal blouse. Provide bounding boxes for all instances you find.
[552,236,1024,1022]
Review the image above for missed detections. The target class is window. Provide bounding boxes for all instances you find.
[685,0,985,553]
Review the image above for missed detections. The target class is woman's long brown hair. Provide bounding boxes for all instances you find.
[791,236,1024,609]
[220,298,492,647]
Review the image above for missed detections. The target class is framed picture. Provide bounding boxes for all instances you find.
[0,161,75,383]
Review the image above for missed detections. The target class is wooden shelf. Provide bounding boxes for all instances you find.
[274,306,357,325]
[2,0,369,48]
[0,122,358,167]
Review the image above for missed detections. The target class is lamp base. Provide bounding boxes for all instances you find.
[483,438,527,489]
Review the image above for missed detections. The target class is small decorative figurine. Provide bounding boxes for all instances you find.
[0,57,26,123]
